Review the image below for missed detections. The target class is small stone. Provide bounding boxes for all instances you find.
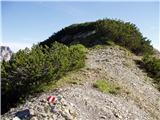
[40,99,46,103]
[30,117,38,120]
[13,117,21,120]
[60,110,73,120]
[100,115,106,119]
[114,113,122,119]
[30,109,35,115]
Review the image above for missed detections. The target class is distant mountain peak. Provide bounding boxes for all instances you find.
[0,46,12,61]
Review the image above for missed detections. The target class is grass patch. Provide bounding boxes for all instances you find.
[36,76,69,92]
[123,61,132,68]
[105,40,116,46]
[93,45,104,49]
[92,41,115,49]
[92,45,107,50]
[93,80,121,95]
[36,70,84,92]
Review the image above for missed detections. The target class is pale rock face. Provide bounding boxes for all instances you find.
[0,46,12,61]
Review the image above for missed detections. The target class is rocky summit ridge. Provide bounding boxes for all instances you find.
[1,45,160,120]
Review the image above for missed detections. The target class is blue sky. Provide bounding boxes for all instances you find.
[1,1,159,52]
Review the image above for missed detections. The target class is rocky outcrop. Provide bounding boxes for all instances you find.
[1,94,77,120]
[0,46,12,61]
[153,48,160,59]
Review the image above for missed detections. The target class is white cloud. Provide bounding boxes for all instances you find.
[1,42,33,53]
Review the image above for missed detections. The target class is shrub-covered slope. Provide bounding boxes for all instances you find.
[2,46,160,120]
[142,55,160,90]
[40,19,153,55]
[1,19,158,117]
[1,42,86,114]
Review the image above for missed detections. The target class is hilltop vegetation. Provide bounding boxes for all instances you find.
[1,42,86,114]
[40,18,153,55]
[2,19,159,116]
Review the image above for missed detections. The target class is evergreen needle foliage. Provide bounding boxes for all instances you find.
[1,42,86,114]
[40,18,153,55]
[142,55,160,90]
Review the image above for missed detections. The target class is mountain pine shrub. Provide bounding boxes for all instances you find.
[40,18,153,55]
[1,42,86,114]
[142,55,160,90]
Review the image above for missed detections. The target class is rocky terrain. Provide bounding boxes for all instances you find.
[0,46,12,61]
[1,45,160,120]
